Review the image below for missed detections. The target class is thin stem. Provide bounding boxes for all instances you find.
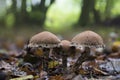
[62,54,67,70]
[72,47,90,73]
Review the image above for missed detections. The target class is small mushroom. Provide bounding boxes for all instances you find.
[71,30,104,73]
[59,40,71,70]
[59,40,71,53]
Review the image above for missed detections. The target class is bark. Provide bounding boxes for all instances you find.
[11,0,17,14]
[79,0,95,26]
[21,0,28,23]
[105,0,114,19]
[39,0,55,25]
[93,9,101,24]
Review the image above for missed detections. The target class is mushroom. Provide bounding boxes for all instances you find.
[28,31,60,48]
[28,31,61,56]
[27,31,61,71]
[71,30,104,73]
[72,30,104,48]
[60,40,71,52]
[59,40,71,70]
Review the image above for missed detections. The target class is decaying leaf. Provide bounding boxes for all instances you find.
[48,61,59,68]
[49,75,64,80]
[10,75,34,80]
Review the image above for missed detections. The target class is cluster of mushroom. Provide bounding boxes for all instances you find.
[25,30,104,75]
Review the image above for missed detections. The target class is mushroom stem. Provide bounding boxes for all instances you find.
[42,48,49,71]
[72,47,90,73]
[62,53,67,70]
[49,48,53,58]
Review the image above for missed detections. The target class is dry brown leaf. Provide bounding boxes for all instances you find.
[49,75,64,80]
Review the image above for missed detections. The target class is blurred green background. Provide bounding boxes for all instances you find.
[0,0,120,41]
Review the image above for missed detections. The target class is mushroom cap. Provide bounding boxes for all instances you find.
[59,40,71,52]
[28,31,61,48]
[71,30,104,48]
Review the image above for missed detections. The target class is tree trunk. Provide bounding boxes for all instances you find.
[39,0,55,26]
[93,9,101,24]
[21,0,28,23]
[13,0,17,22]
[105,0,114,19]
[39,0,46,11]
[79,0,95,26]
[21,0,27,15]
[93,0,101,24]
[11,0,17,14]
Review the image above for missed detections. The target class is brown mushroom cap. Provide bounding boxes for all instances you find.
[71,30,104,48]
[28,31,61,48]
[59,40,71,52]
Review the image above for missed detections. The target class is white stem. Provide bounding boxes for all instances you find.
[49,48,53,58]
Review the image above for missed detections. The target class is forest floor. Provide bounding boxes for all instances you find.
[0,25,120,80]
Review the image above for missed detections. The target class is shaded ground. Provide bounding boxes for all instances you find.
[0,25,120,79]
